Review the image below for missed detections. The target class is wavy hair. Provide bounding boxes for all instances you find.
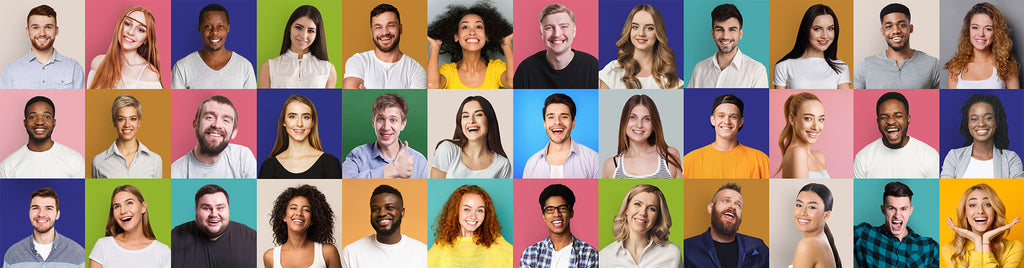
[435,96,506,158]
[959,94,1009,149]
[616,94,681,172]
[614,4,679,89]
[798,183,841,268]
[776,92,822,175]
[944,2,1019,82]
[950,184,1008,266]
[105,185,156,239]
[432,185,502,247]
[612,184,671,246]
[269,95,323,158]
[89,6,161,89]
[426,0,513,67]
[279,5,329,61]
[776,4,843,74]
[270,184,335,245]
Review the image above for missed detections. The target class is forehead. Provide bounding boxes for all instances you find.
[631,10,653,24]
[543,195,567,206]
[201,10,228,23]
[967,189,989,200]
[541,12,573,25]
[882,12,909,23]
[30,196,57,205]
[28,15,56,24]
[461,100,483,112]
[798,99,825,113]
[201,101,237,117]
[371,11,398,23]
[714,103,740,114]
[712,17,741,28]
[460,193,484,205]
[460,14,483,23]
[285,101,312,113]
[113,191,138,202]
[969,102,994,113]
[371,192,401,204]
[884,195,911,206]
[289,195,310,205]
[796,191,822,202]
[878,99,907,113]
[376,106,404,117]
[117,106,139,116]
[198,192,228,204]
[630,191,659,204]
[294,16,316,27]
[27,101,54,113]
[812,14,834,26]
[716,189,742,200]
[971,14,993,24]
[127,11,147,24]
[629,104,650,115]
[545,103,571,114]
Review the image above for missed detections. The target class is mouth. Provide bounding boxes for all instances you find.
[379,131,394,140]
[33,126,48,135]
[549,38,567,45]
[890,219,904,230]
[209,38,222,44]
[123,35,136,44]
[975,129,990,135]
[974,217,988,224]
[974,38,988,45]
[718,39,734,46]
[465,38,480,44]
[120,216,133,223]
[817,40,830,47]
[292,128,306,135]
[723,212,736,222]
[206,129,225,139]
[631,128,646,136]
[207,219,221,226]
[377,218,393,226]
[633,217,647,226]
[291,218,306,225]
[551,220,564,227]
[466,126,480,133]
[635,38,648,44]
[378,35,393,42]
[797,218,811,225]
[890,36,903,43]
[464,220,479,227]
[550,127,565,135]
[806,131,819,139]
[885,126,901,140]
[34,218,50,224]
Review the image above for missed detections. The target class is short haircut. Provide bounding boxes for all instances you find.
[711,94,744,131]
[542,93,577,120]
[879,3,910,23]
[111,94,142,122]
[711,3,742,27]
[371,184,404,203]
[538,184,576,212]
[27,5,57,25]
[199,3,230,25]
[875,91,910,116]
[711,183,742,203]
[194,184,230,207]
[194,95,239,130]
[25,96,55,118]
[371,93,408,120]
[538,4,575,24]
[882,181,913,204]
[370,3,400,23]
[30,187,59,210]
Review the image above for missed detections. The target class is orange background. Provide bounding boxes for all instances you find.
[340,0,429,75]
[84,90,172,178]
[940,179,1024,268]
[683,179,770,245]
[768,0,854,88]
[340,179,429,248]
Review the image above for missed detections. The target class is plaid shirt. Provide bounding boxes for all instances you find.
[519,236,598,268]
[854,222,940,268]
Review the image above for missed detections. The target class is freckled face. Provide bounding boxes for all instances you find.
[458,193,486,237]
[121,11,149,51]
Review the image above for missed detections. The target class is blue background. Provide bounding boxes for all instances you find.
[513,89,599,178]
[682,88,770,154]
[171,0,258,68]
[681,0,770,87]
[598,0,686,80]
[256,89,345,168]
[0,179,86,251]
[427,179,513,248]
[939,90,1024,167]
[852,179,940,241]
[170,179,257,228]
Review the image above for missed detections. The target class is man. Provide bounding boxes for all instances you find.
[171,95,257,178]
[342,93,427,178]
[684,94,769,178]
[520,184,599,268]
[687,4,768,88]
[171,4,257,89]
[854,182,939,267]
[512,4,598,89]
[853,3,940,89]
[171,184,257,267]
[523,93,599,178]
[684,183,768,268]
[0,5,85,89]
[3,188,84,267]
[342,4,426,89]
[341,184,427,268]
[854,92,939,178]
[0,96,84,178]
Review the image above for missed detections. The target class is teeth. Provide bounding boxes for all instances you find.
[552,220,563,224]
[466,38,480,43]
[551,40,565,44]
[724,212,735,217]
[798,219,810,224]
[292,219,305,224]
[121,216,132,222]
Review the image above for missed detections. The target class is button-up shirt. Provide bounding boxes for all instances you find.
[520,236,599,268]
[342,141,428,178]
[854,222,939,268]
[599,240,682,268]
[687,49,768,88]
[91,140,163,178]
[1,49,85,89]
[522,139,599,178]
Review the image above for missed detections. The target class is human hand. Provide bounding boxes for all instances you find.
[427,37,444,51]
[501,34,514,50]
[948,217,982,247]
[983,216,1021,244]
[391,141,415,178]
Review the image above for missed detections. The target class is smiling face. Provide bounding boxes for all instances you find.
[968,102,997,143]
[625,191,660,237]
[881,12,911,52]
[29,196,59,234]
[793,191,829,233]
[542,196,572,235]
[541,12,575,55]
[965,189,995,233]
[283,101,313,143]
[26,15,57,51]
[712,17,742,54]
[544,103,574,145]
[195,192,230,240]
[969,14,994,51]
[114,106,140,142]
[121,11,149,51]
[882,196,912,238]
[24,101,55,144]
[374,106,406,148]
[370,193,404,236]
[806,14,835,54]
[112,191,146,233]
[371,11,401,53]
[629,10,657,52]
[458,193,486,237]
[199,10,229,51]
[290,16,317,53]
[625,104,653,144]
[455,14,487,52]
[790,100,825,144]
[284,196,311,232]
[711,103,742,140]
[193,101,237,156]
[460,100,488,142]
[876,99,910,149]
[709,189,742,237]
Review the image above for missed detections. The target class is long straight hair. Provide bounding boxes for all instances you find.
[89,6,161,89]
[798,183,841,268]
[614,4,679,89]
[105,185,156,239]
[269,94,323,158]
[775,4,842,74]
[280,5,329,61]
[776,92,821,176]
[435,96,506,158]
[616,94,681,172]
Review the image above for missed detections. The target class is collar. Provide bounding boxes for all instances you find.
[539,139,580,158]
[540,235,581,250]
[372,140,403,163]
[24,49,67,65]
[876,223,919,240]
[284,49,314,61]
[614,239,657,258]
[710,48,746,71]
[104,140,152,160]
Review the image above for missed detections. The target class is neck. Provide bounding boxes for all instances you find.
[376,231,402,245]
[33,229,56,244]
[891,228,908,242]
[802,227,825,239]
[547,138,572,155]
[284,230,310,248]
[716,49,738,70]
[31,47,55,63]
[463,139,489,158]
[191,146,222,165]
[374,48,404,63]
[285,138,315,156]
[460,50,485,67]
[802,47,825,58]
[711,136,739,151]
[885,47,914,61]
[119,227,148,241]
[973,47,992,61]
[378,140,402,160]
[199,47,232,59]
[624,232,650,251]
[545,49,574,70]
[973,141,995,159]
[26,139,55,152]
[709,228,736,243]
[459,229,474,238]
[549,230,573,250]
[122,49,145,65]
[626,140,655,157]
[116,138,139,156]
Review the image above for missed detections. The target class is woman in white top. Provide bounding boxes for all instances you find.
[599,184,681,267]
[777,92,829,178]
[88,6,163,89]
[601,94,681,178]
[599,4,681,89]
[259,5,337,89]
[792,183,841,268]
[945,2,1020,89]
[92,94,162,178]
[773,4,850,89]
[431,96,511,178]
[262,184,341,268]
[88,185,170,268]
[940,94,1024,178]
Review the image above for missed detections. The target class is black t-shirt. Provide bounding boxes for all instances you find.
[713,239,739,268]
[258,153,342,178]
[513,49,599,89]
[171,221,258,268]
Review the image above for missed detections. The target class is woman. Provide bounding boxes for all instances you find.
[599,184,680,267]
[89,185,170,268]
[427,185,512,267]
[601,94,681,178]
[791,183,841,268]
[258,5,337,88]
[777,92,828,178]
[945,2,1020,89]
[773,4,850,89]
[91,94,163,178]
[88,6,162,89]
[259,94,341,178]
[262,184,341,268]
[598,4,681,89]
[431,96,511,178]
[943,183,1022,267]
[941,94,1024,178]
[426,1,514,89]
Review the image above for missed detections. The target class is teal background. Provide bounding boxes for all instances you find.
[597,179,684,249]
[85,179,172,264]
[682,0,770,87]
[171,179,258,228]
[341,89,429,160]
[852,179,940,241]
[426,179,514,248]
[256,0,344,88]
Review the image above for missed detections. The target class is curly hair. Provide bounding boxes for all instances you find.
[944,2,1019,82]
[427,0,513,66]
[89,6,161,89]
[612,184,671,246]
[776,4,843,74]
[270,184,335,245]
[432,185,502,248]
[614,4,679,89]
[950,184,1009,266]
[959,94,1009,149]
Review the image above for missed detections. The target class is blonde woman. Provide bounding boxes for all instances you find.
[599,184,681,267]
[943,183,1022,267]
[91,94,162,178]
[598,4,681,89]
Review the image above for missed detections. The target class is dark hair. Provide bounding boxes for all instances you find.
[280,5,329,61]
[30,187,59,210]
[616,94,682,172]
[199,3,229,25]
[371,184,404,203]
[436,96,507,158]
[542,93,576,120]
[372,93,409,120]
[427,1,513,66]
[960,94,1009,149]
[776,4,843,74]
[194,184,229,207]
[370,3,400,23]
[875,91,909,116]
[711,183,742,203]
[25,96,55,118]
[194,95,239,130]
[270,184,335,245]
[538,184,575,212]
[882,182,913,204]
[879,3,910,23]
[798,183,841,268]
[712,94,744,131]
[27,5,56,25]
[711,3,742,27]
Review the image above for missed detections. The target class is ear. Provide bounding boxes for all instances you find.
[908,205,914,216]
[224,24,231,33]
[397,118,407,131]
[908,24,914,34]
[823,210,831,221]
[707,202,714,215]
[141,201,148,214]
[709,115,715,127]
[193,118,199,133]
[737,28,743,40]
[454,34,459,43]
[55,210,61,221]
[880,204,886,215]
[737,117,744,130]
[229,127,239,140]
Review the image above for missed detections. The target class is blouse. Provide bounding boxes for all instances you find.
[268,50,334,88]
[258,153,342,178]
[599,60,682,89]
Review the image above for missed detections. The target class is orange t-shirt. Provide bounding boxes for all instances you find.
[683,144,769,179]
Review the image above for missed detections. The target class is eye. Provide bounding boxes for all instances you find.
[646,26,654,31]
[303,115,311,120]
[809,205,817,210]
[463,208,470,212]
[969,203,976,208]
[288,115,295,119]
[631,25,638,30]
[477,208,484,213]
[461,25,468,30]
[795,203,802,208]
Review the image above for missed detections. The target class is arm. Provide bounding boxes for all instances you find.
[782,148,808,178]
[324,244,342,268]
[426,37,446,89]
[853,64,865,89]
[74,62,86,89]
[838,82,851,89]
[340,149,388,178]
[602,157,615,178]
[263,248,274,268]
[1007,150,1024,178]
[940,149,959,178]
[599,80,610,89]
[341,54,365,89]
[342,77,365,89]
[325,64,338,88]
[1005,74,1020,89]
[258,61,271,89]
[668,147,682,178]
[171,61,185,89]
[499,34,513,88]
[430,167,447,178]
[89,260,102,268]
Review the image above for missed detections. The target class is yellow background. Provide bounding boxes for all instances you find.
[84,90,172,178]
[340,179,429,248]
[940,179,1024,268]
[769,0,854,88]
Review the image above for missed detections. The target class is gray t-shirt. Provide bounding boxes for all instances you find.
[171,143,257,178]
[853,50,941,89]
[171,51,257,89]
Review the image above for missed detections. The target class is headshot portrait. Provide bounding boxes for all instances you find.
[170,90,258,178]
[939,91,1024,178]
[939,179,1024,268]
[256,91,343,178]
[511,2,599,89]
[341,2,428,89]
[852,90,940,178]
[339,179,429,268]
[0,91,85,178]
[255,179,343,268]
[939,0,1023,89]
[426,0,514,89]
[256,2,341,88]
[513,179,599,268]
[513,90,599,178]
[170,2,258,89]
[170,180,257,267]
[597,90,683,178]
[0,179,85,268]
[851,0,941,89]
[768,179,853,268]
[0,4,86,89]
[597,179,683,267]
[85,90,170,178]
[683,89,770,179]
[426,179,514,266]
[598,0,682,89]
[769,0,853,89]
[768,89,853,178]
[83,179,172,268]
[341,90,428,179]
[85,2,171,89]
[426,90,513,178]
[683,2,770,88]
[852,179,940,267]
[682,179,770,268]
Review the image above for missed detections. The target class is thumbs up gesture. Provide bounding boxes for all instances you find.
[384,141,416,178]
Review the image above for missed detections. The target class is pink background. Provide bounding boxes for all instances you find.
[0,90,86,160]
[853,89,940,156]
[85,0,173,88]
[513,179,599,267]
[511,0,599,72]
[769,89,855,178]
[170,89,258,161]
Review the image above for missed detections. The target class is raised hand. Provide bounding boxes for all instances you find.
[392,141,416,178]
[427,37,444,51]
[947,216,982,249]
[983,216,1021,244]
[501,34,514,50]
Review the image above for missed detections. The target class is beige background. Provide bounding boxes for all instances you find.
[0,0,86,76]
[851,0,941,71]
[768,179,853,268]
[256,179,344,266]
[426,89,515,172]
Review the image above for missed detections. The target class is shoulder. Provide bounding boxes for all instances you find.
[150,239,171,252]
[856,139,884,157]
[439,62,457,72]
[667,146,680,156]
[601,60,622,71]
[521,50,547,65]
[91,55,106,69]
[488,59,507,69]
[914,50,940,63]
[794,237,826,256]
[436,140,458,152]
[348,142,374,156]
[263,247,274,263]
[575,50,599,64]
[908,137,939,155]
[323,242,339,253]
[227,143,255,156]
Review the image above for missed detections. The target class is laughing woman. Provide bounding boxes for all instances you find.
[427,185,513,267]
[943,183,1022,267]
[426,1,514,89]
[89,185,170,268]
[599,184,681,267]
[431,96,511,178]
[258,5,337,88]
[263,184,342,268]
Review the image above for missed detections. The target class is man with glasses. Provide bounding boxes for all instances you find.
[519,184,598,268]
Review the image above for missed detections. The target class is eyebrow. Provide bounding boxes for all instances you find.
[126,16,148,28]
[462,109,484,114]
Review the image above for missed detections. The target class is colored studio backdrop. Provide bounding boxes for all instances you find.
[769,89,854,178]
[170,89,258,162]
[84,179,172,263]
[512,89,598,178]
[598,0,684,80]
[850,0,940,72]
[0,1,87,77]
[597,90,683,176]
[511,0,599,72]
[84,89,172,178]
[938,0,1024,88]
[938,90,1024,176]
[255,0,344,88]
[170,179,258,229]
[768,179,854,268]
[85,0,173,88]
[339,179,429,249]
[171,0,258,70]
[0,179,86,252]
[427,0,514,66]
[426,89,515,171]
[852,89,941,172]
[256,89,344,164]
[683,88,770,155]
[341,89,428,164]
[513,179,600,267]
[682,0,770,88]
[768,0,853,89]
[939,179,1024,266]
[426,179,514,247]
[681,179,770,245]
[340,0,428,81]
[0,90,86,167]
[852,179,941,241]
[597,179,684,249]
[255,179,344,265]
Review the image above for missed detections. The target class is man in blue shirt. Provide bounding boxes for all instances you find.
[1,5,85,89]
[854,182,939,267]
[522,93,599,178]
[342,93,428,178]
[3,187,84,268]
[684,183,768,268]
[520,184,598,268]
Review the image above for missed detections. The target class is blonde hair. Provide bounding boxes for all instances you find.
[110,94,142,122]
[614,4,679,89]
[950,184,1009,266]
[775,92,821,175]
[612,184,672,246]
[89,6,161,89]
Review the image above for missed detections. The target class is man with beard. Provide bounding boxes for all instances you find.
[0,96,84,178]
[341,184,427,268]
[687,4,767,88]
[512,4,598,89]
[342,93,428,178]
[171,95,257,178]
[171,4,257,89]
[3,188,84,267]
[684,183,768,268]
[854,92,939,178]
[522,93,599,178]
[684,94,769,178]
[342,4,426,89]
[0,5,85,89]
[854,182,939,267]
[853,3,940,89]
[170,184,257,267]
[520,184,598,268]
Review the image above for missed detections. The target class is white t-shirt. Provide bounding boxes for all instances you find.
[33,239,53,260]
[854,136,940,178]
[343,51,427,89]
[963,157,995,178]
[549,164,564,178]
[687,49,769,88]
[599,60,682,89]
[773,57,850,89]
[432,141,511,178]
[341,234,427,268]
[551,241,572,268]
[171,51,257,89]
[88,236,170,268]
[171,143,257,178]
[0,142,84,178]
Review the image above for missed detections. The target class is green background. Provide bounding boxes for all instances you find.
[598,179,685,249]
[85,179,172,263]
[341,89,429,161]
[257,0,345,88]
[170,179,258,228]
[682,0,771,88]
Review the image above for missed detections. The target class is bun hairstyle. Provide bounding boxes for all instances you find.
[798,183,841,268]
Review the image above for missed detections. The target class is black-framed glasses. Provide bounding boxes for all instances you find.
[543,205,570,214]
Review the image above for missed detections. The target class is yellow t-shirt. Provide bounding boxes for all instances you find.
[438,59,508,89]
[941,239,1024,267]
[427,235,513,267]
[683,144,769,179]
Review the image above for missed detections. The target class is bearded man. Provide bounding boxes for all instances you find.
[684,183,769,268]
[172,95,257,178]
[1,5,85,89]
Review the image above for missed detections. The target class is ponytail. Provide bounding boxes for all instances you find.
[823,223,842,268]
[775,92,821,176]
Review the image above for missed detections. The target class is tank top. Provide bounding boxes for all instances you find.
[957,67,1006,89]
[808,169,830,179]
[272,242,326,268]
[613,154,673,178]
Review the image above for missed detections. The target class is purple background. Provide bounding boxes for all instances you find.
[171,0,258,67]
[598,0,685,80]
[256,89,344,165]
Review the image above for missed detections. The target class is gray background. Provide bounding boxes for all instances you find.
[597,89,684,176]
[939,0,1024,88]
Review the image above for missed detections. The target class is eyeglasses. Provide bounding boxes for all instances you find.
[543,205,570,214]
